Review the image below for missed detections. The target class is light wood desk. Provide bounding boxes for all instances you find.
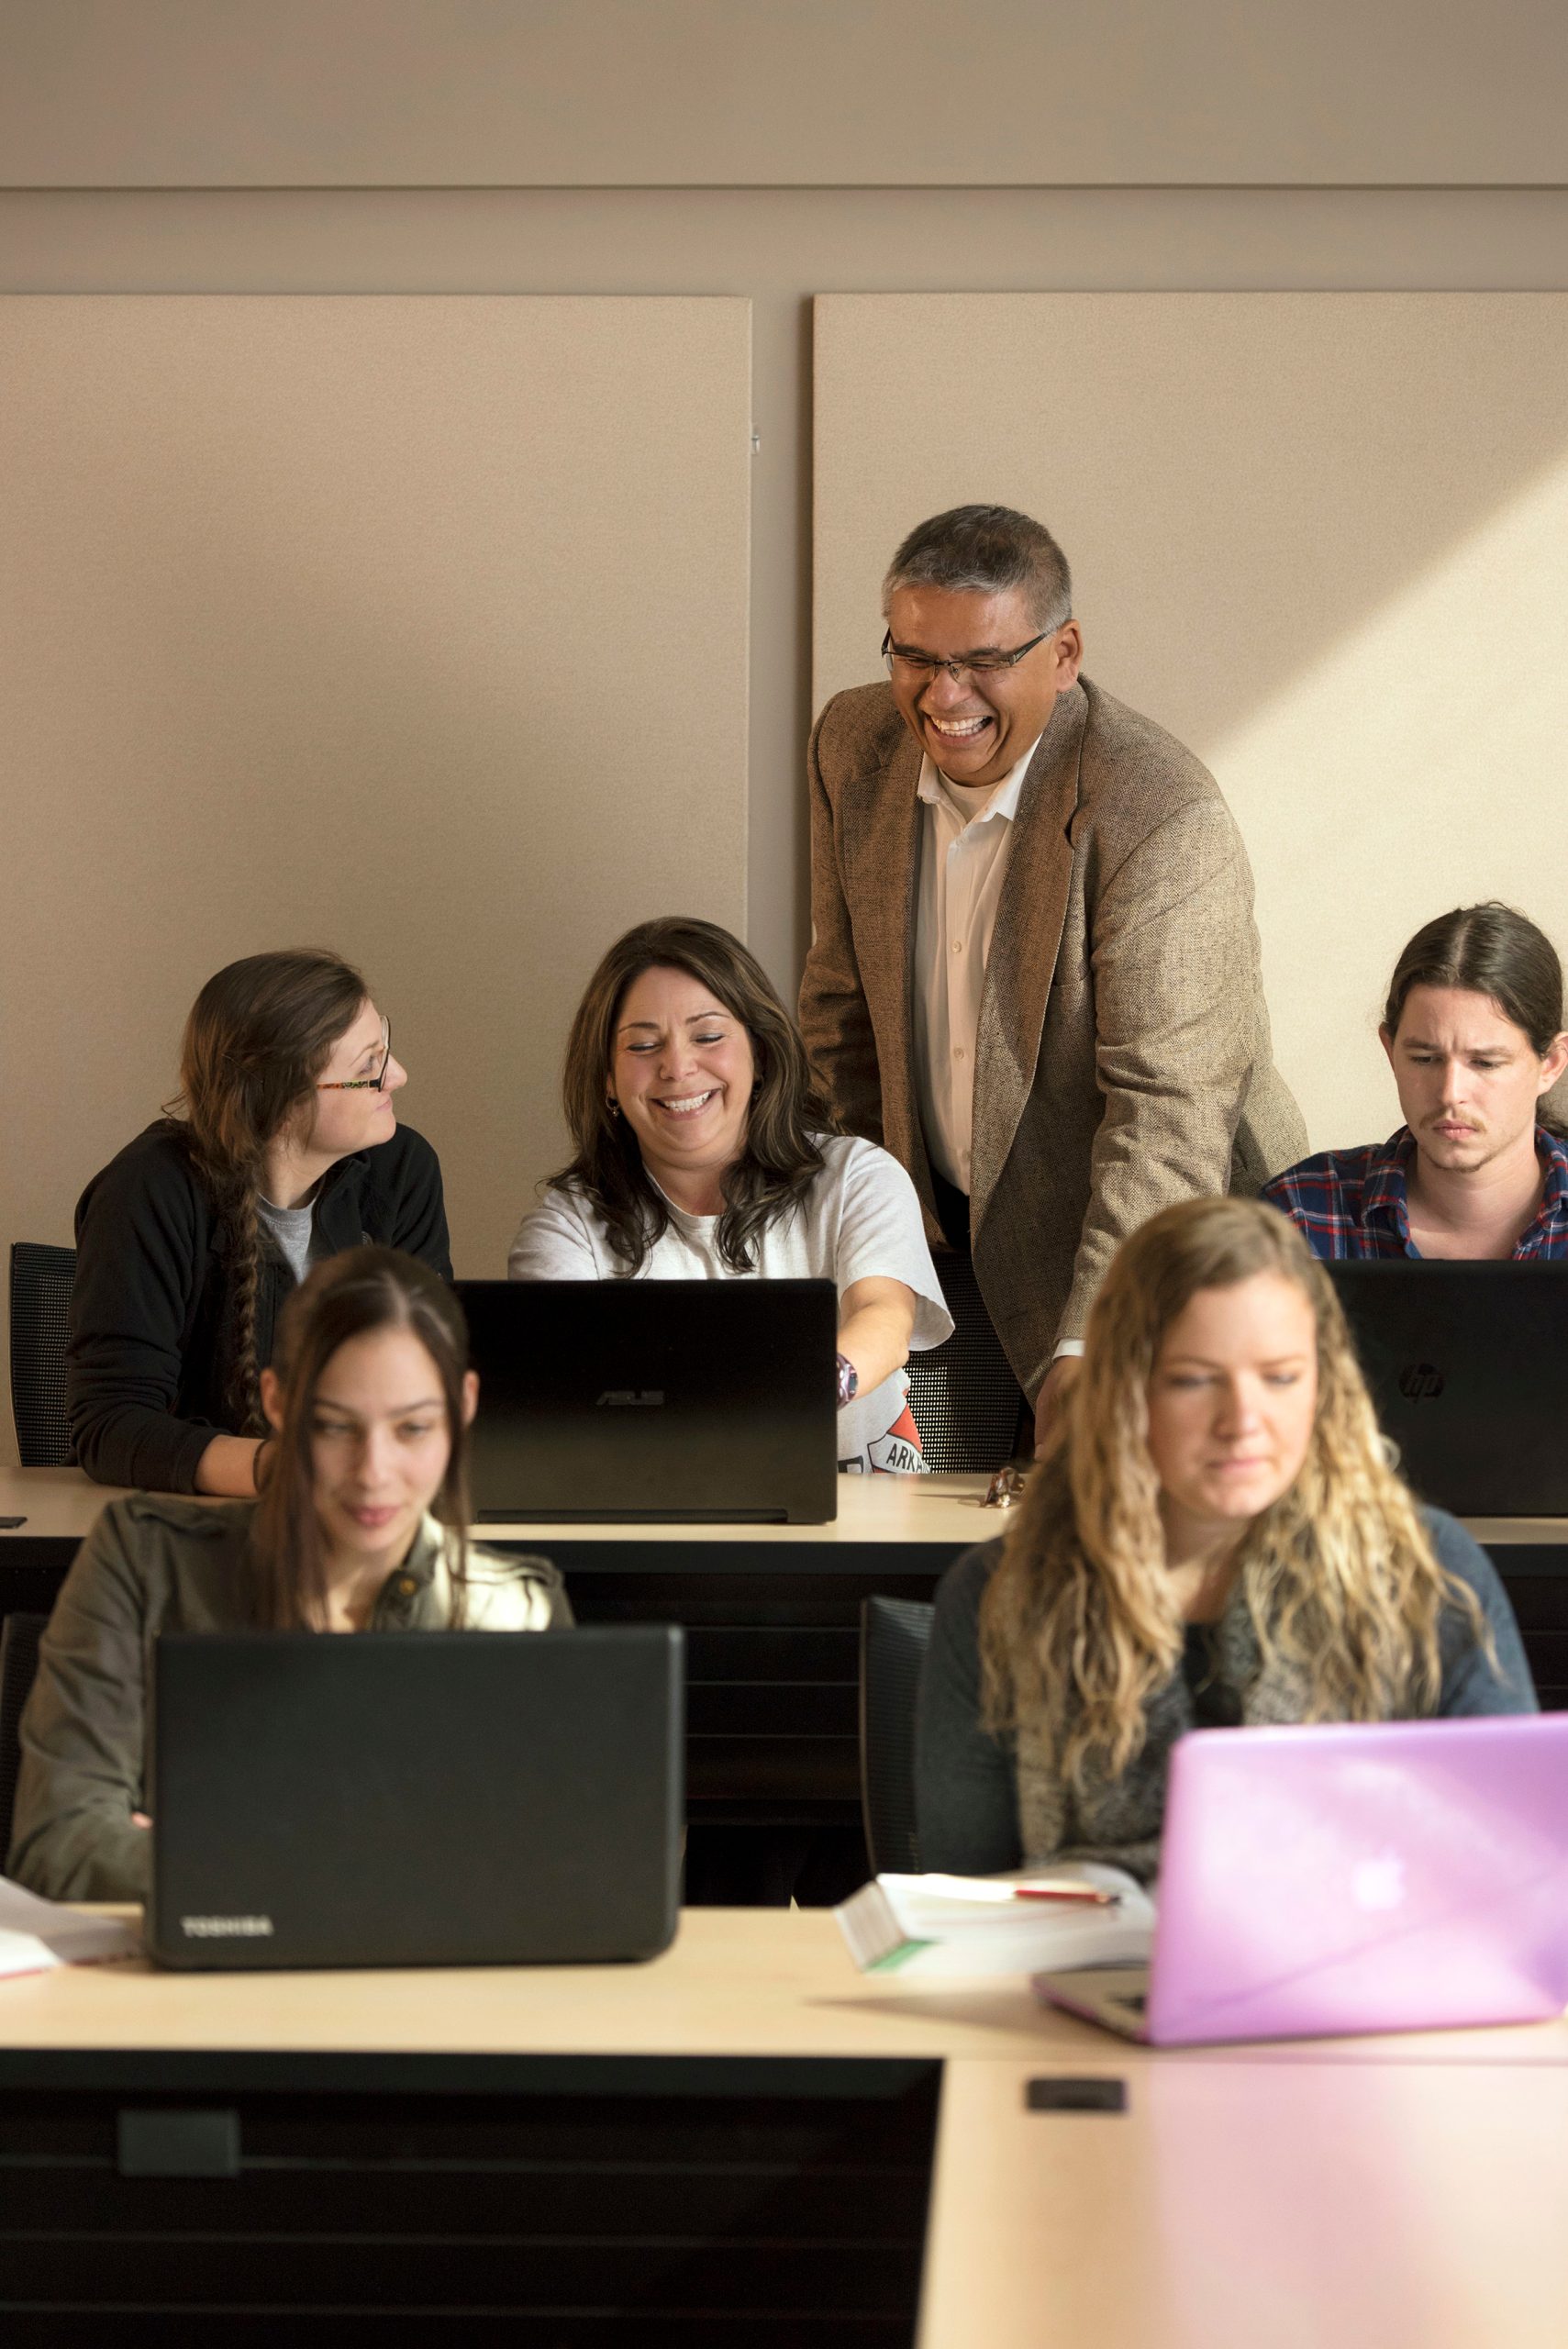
[5,1909,1566,2343]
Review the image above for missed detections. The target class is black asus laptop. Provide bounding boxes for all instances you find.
[455,1279,840,1522]
[1326,1261,1568,1515]
[147,1626,683,1970]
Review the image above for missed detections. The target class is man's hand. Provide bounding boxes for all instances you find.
[1033,1355,1082,1455]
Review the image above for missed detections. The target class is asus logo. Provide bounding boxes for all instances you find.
[595,1389,665,1408]
[180,1915,275,1939]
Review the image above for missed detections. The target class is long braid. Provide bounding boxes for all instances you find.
[225,1174,268,1436]
[172,949,370,1440]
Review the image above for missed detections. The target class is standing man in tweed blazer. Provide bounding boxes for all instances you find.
[799,505,1306,1446]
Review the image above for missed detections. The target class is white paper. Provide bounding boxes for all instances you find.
[0,1876,139,1977]
[836,1861,1156,1978]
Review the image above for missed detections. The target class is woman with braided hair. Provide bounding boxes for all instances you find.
[916,1196,1534,1879]
[66,950,450,1493]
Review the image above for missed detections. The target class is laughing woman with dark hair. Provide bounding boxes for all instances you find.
[509,916,953,1473]
[67,949,450,1493]
[10,1248,568,1904]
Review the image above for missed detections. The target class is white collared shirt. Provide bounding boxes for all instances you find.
[911,739,1040,1196]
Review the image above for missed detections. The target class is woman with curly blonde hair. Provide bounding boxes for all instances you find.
[916,1196,1533,1877]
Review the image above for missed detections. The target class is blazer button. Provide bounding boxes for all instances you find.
[396,1575,417,1598]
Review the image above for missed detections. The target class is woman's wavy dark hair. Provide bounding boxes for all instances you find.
[166,950,369,1434]
[246,1245,473,1631]
[1384,901,1567,1139]
[552,915,839,1273]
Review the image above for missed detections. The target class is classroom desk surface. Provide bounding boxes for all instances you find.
[922,2051,1568,2349]
[6,1909,1568,2348]
[3,1463,1565,1548]
[6,1904,1567,2073]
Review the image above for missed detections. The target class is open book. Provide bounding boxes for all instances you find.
[834,1862,1155,1979]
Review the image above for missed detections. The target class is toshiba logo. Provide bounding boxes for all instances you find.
[180,1915,275,1939]
[595,1389,665,1407]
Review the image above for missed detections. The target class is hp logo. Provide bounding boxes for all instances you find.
[1397,1362,1445,1402]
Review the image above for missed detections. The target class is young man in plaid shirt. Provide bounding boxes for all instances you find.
[1263,904,1568,1263]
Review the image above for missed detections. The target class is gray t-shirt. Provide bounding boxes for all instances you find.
[507,1134,953,1469]
[256,1189,331,1287]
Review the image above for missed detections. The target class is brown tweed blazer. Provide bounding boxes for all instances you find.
[798,675,1307,1398]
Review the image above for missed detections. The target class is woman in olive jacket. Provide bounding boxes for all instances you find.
[11,1248,570,1903]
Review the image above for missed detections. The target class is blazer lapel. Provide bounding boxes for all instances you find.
[971,686,1086,1232]
[846,729,929,1203]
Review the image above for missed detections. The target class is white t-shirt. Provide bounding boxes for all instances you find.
[507,1134,953,1472]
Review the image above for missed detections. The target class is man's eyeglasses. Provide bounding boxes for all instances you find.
[881,624,1063,685]
[317,1016,392,1092]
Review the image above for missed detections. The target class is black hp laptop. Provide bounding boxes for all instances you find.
[1326,1261,1568,1516]
[147,1627,683,1970]
[455,1279,840,1522]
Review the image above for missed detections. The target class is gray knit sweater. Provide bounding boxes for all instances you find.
[915,1508,1536,1881]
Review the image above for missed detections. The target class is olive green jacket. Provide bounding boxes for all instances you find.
[6,1496,571,1905]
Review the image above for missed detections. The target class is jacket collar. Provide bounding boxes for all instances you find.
[369,1513,452,1627]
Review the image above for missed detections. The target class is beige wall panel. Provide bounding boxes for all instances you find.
[4,0,1567,189]
[814,293,1568,1155]
[0,293,750,1459]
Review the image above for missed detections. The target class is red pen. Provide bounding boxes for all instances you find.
[1011,1883,1120,1906]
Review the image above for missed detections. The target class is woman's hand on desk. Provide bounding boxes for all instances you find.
[836,1277,917,1405]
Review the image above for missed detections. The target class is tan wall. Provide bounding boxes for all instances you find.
[3,6,1567,1461]
[3,0,1567,186]
[0,294,750,1454]
[814,292,1568,1152]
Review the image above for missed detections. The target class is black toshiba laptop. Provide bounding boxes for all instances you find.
[454,1279,840,1523]
[147,1627,684,1970]
[1326,1261,1568,1516]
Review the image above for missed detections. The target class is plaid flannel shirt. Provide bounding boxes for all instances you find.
[1260,1125,1568,1260]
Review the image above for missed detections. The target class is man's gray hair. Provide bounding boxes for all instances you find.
[882,504,1073,632]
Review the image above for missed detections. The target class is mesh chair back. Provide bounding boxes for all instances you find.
[9,1242,77,1467]
[0,1612,49,1865]
[859,1596,935,1876]
[905,1251,1028,1473]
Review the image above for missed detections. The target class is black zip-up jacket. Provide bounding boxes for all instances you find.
[66,1120,451,1492]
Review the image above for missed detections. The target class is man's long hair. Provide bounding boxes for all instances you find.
[979,1197,1491,1788]
[1385,900,1566,1139]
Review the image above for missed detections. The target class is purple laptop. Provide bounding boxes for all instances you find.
[1037,1713,1568,2045]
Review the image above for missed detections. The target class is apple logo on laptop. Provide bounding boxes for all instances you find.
[1353,1853,1407,1911]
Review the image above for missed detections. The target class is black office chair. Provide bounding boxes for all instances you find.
[905,1251,1030,1473]
[9,1242,77,1467]
[859,1596,935,1876]
[0,1611,49,1864]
